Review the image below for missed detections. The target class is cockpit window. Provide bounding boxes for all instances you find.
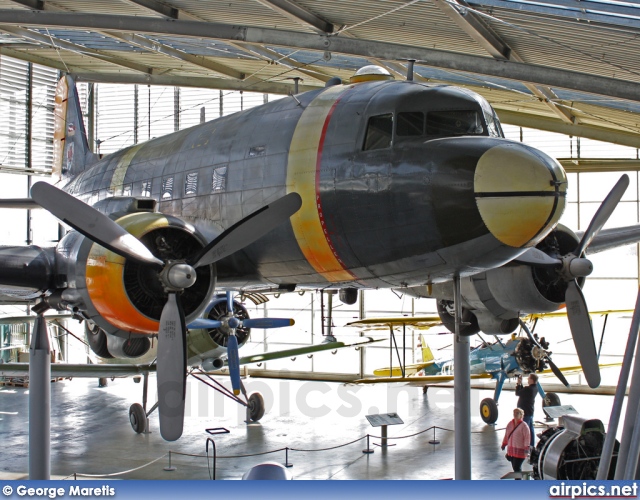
[397,112,424,136]
[426,110,484,136]
[484,108,503,138]
[363,113,393,150]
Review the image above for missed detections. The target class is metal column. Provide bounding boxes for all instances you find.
[453,276,472,479]
[29,314,51,480]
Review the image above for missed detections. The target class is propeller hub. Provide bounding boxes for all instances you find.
[161,262,197,291]
[568,257,593,278]
[228,317,241,329]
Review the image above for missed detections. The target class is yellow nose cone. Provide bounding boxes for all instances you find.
[475,143,566,248]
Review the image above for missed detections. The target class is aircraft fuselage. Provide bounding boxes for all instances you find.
[64,79,566,291]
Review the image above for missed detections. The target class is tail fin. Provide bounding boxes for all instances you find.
[419,334,435,363]
[52,75,97,182]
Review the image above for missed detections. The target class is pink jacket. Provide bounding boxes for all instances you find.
[502,418,530,459]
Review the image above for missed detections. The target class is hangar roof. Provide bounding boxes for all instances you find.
[1,0,640,150]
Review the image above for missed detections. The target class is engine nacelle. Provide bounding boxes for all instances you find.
[57,211,214,337]
[405,224,581,334]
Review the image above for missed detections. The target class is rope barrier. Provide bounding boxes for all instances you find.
[65,422,499,478]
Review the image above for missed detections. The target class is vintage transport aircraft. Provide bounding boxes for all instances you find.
[1,65,639,441]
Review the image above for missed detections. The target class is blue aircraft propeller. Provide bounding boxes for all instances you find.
[187,291,294,395]
[30,181,302,440]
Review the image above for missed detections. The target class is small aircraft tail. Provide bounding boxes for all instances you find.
[52,75,98,181]
[419,334,435,363]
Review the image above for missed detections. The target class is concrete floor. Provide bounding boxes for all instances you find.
[0,374,620,480]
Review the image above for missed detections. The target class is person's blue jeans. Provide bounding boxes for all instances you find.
[524,415,535,447]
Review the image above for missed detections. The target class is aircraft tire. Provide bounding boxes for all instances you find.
[129,403,147,434]
[543,392,561,407]
[436,300,480,336]
[480,398,499,424]
[248,392,265,422]
[98,377,108,387]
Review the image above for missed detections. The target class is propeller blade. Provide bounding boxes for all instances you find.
[226,291,234,315]
[227,334,241,396]
[187,318,223,329]
[30,182,163,267]
[156,292,187,441]
[514,247,562,267]
[242,318,295,329]
[546,357,570,387]
[565,280,601,388]
[574,174,629,257]
[191,192,302,268]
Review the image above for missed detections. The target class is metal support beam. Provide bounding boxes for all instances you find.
[71,71,316,95]
[0,26,154,74]
[29,314,50,480]
[467,0,640,30]
[10,0,44,9]
[253,0,333,33]
[453,276,471,479]
[433,0,510,60]
[497,109,640,149]
[434,0,575,124]
[0,11,637,102]
[104,32,245,80]
[0,46,79,72]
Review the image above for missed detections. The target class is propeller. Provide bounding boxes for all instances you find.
[188,292,295,395]
[516,175,629,388]
[31,181,302,440]
[519,320,569,387]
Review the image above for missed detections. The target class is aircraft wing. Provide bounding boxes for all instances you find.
[525,309,634,320]
[582,224,640,255]
[372,360,438,377]
[537,362,622,377]
[353,373,493,385]
[238,337,383,365]
[0,362,155,378]
[346,316,442,331]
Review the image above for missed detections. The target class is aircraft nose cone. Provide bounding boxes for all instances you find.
[474,143,566,248]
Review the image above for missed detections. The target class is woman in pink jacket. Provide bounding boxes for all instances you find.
[501,407,531,473]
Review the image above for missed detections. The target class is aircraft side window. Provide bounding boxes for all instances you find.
[161,176,174,200]
[141,180,151,197]
[426,110,484,136]
[123,184,132,197]
[212,166,228,192]
[396,111,424,137]
[185,171,198,196]
[363,113,393,150]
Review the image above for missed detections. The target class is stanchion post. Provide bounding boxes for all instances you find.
[284,447,293,468]
[363,434,374,454]
[429,426,440,445]
[164,451,177,472]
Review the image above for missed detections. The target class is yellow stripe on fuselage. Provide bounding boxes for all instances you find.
[286,85,355,282]
[110,143,144,193]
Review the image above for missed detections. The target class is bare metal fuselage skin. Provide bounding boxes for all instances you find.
[63,80,565,294]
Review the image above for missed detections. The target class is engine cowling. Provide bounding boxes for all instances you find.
[406,224,581,334]
[58,211,214,337]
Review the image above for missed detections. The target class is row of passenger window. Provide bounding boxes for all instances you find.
[107,165,229,200]
[363,110,487,151]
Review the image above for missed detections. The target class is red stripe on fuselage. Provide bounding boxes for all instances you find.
[315,96,357,280]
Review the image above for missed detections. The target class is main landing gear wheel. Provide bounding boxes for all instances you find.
[129,403,147,434]
[543,392,561,408]
[248,392,265,422]
[98,377,108,387]
[480,398,499,424]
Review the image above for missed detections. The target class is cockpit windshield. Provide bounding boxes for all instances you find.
[426,110,484,136]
